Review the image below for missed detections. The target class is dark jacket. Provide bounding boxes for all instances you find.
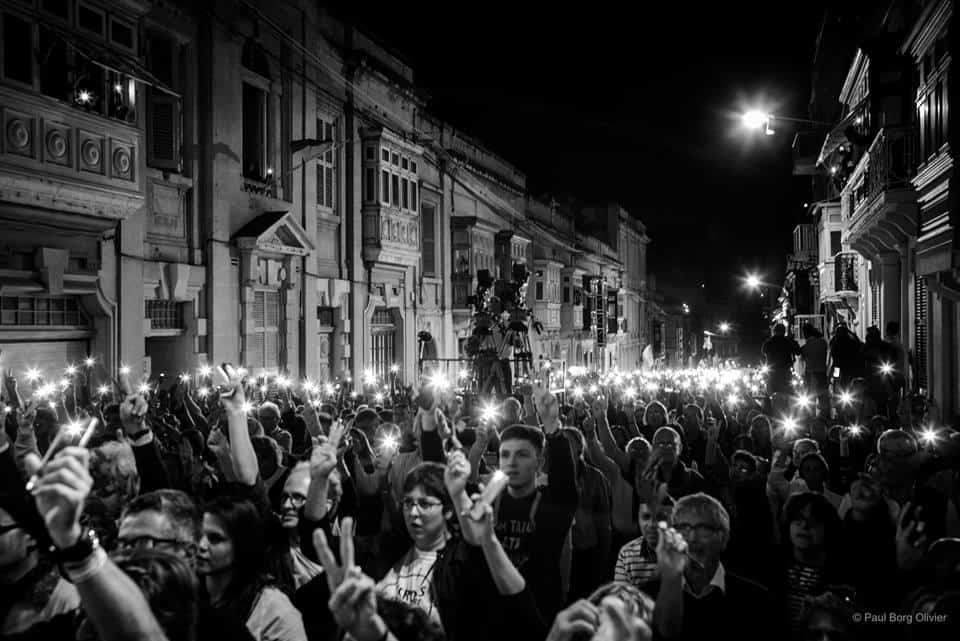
[644,569,778,641]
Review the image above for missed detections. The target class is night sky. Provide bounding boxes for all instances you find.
[339,1,829,350]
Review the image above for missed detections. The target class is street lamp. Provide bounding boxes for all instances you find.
[740,110,833,136]
[718,322,731,334]
[742,110,775,135]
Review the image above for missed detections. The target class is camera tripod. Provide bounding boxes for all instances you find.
[469,328,534,397]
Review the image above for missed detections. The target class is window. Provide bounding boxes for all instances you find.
[382,148,390,162]
[401,178,409,209]
[76,2,104,37]
[364,167,376,202]
[1,295,84,326]
[536,281,544,300]
[391,174,400,207]
[391,152,399,166]
[109,17,135,52]
[146,33,180,170]
[411,180,418,211]
[251,290,281,371]
[380,169,390,204]
[365,146,375,161]
[39,26,69,100]
[41,0,70,21]
[316,117,336,209]
[242,83,268,180]
[3,13,33,85]
[830,231,842,257]
[371,307,395,381]
[421,204,436,277]
[145,300,184,330]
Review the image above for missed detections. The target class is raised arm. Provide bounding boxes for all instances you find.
[444,451,526,595]
[218,366,258,485]
[25,447,169,641]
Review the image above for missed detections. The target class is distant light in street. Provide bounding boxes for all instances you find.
[830,166,838,174]
[746,274,761,289]
[719,322,731,333]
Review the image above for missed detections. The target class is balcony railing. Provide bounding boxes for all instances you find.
[844,126,917,221]
[834,253,859,294]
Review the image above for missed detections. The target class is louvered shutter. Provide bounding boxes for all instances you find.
[914,275,927,389]
[148,93,180,170]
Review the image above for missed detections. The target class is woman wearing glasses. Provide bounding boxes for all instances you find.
[377,463,452,629]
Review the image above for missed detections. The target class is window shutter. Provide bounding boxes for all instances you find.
[914,274,927,389]
[421,204,436,277]
[265,332,279,369]
[265,291,280,327]
[325,166,333,208]
[148,92,180,170]
[249,333,264,368]
[253,291,266,328]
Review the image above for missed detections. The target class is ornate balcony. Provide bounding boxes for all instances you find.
[362,205,420,267]
[0,86,143,223]
[842,126,918,256]
[834,253,860,296]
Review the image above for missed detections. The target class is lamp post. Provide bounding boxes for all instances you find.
[740,111,833,136]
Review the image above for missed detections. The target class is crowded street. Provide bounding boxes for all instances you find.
[1,1,960,640]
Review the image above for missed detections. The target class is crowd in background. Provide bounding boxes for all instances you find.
[1,331,959,641]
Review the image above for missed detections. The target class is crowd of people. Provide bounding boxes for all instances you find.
[1,344,958,641]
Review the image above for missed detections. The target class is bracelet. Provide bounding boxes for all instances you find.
[65,547,107,584]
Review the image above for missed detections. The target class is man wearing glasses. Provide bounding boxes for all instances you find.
[115,489,255,641]
[644,493,776,640]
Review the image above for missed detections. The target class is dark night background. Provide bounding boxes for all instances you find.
[335,1,830,355]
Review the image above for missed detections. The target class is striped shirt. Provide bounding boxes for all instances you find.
[785,560,824,630]
[614,537,659,587]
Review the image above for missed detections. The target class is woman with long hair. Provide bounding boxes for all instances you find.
[198,495,305,641]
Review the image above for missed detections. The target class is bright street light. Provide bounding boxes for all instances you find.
[745,274,761,290]
[719,322,731,334]
[742,110,774,134]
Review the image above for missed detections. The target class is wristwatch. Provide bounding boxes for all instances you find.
[54,528,100,564]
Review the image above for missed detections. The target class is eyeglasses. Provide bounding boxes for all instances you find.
[673,522,722,539]
[115,535,194,553]
[280,493,308,508]
[400,498,444,512]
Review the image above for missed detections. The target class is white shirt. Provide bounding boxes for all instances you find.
[378,548,444,630]
[246,586,307,641]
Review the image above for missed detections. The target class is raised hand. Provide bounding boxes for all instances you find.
[895,501,929,571]
[444,450,471,499]
[311,421,345,481]
[591,395,609,422]
[533,382,560,434]
[17,399,38,432]
[327,567,386,641]
[547,600,600,641]
[117,370,148,436]
[656,522,688,580]
[312,517,355,593]
[24,446,93,548]
[595,598,653,641]
[3,366,22,410]
[216,364,247,415]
